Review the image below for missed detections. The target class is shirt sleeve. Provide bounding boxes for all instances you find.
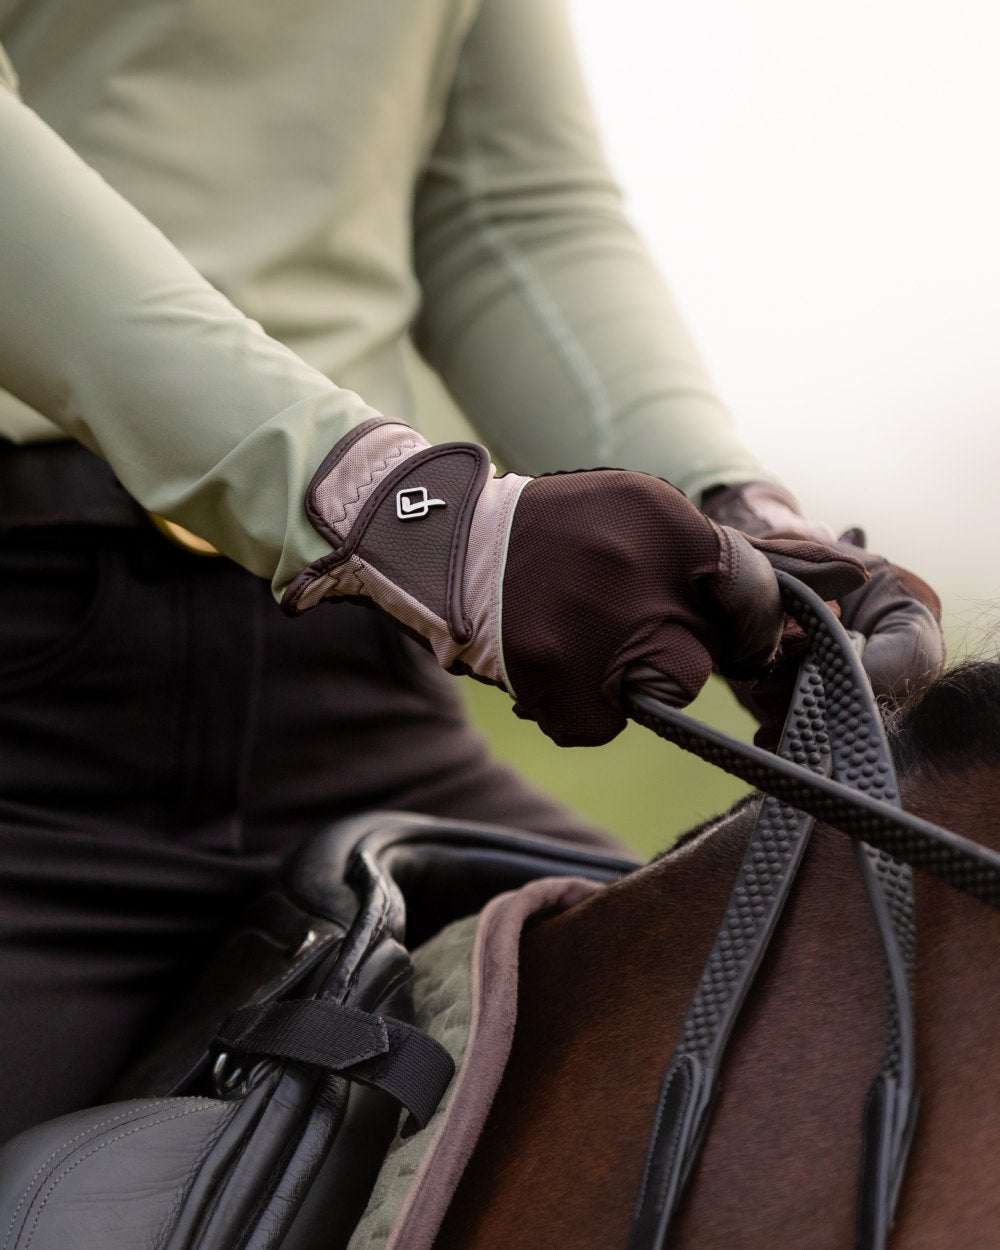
[0,38,16,93]
[0,75,383,595]
[412,0,769,503]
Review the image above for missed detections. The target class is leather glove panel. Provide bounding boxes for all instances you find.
[703,481,945,702]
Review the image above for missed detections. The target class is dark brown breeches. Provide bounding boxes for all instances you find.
[0,523,616,1143]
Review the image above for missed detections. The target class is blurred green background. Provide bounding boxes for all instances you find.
[463,678,755,859]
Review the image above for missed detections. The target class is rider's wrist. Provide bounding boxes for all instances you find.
[281,420,529,687]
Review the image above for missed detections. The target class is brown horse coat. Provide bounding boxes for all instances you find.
[435,664,1000,1249]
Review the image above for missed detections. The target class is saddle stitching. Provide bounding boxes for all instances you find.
[17,1104,224,1250]
[0,1099,185,1250]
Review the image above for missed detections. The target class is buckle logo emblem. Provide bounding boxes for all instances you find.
[396,486,447,521]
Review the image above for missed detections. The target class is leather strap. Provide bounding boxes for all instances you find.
[625,599,917,1249]
[853,845,918,1249]
[626,650,823,1250]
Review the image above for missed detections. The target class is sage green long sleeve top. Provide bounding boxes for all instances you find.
[0,0,766,596]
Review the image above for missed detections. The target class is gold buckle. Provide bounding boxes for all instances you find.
[147,513,221,557]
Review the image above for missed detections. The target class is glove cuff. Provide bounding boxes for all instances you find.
[282,419,529,685]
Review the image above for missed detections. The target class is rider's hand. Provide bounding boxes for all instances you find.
[283,424,867,745]
[701,481,945,703]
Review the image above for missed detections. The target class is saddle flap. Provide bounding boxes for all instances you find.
[0,1095,244,1250]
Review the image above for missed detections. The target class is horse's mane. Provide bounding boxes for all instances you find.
[665,661,1000,858]
[665,792,760,855]
[888,659,1000,780]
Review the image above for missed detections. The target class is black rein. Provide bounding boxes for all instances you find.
[619,572,999,1248]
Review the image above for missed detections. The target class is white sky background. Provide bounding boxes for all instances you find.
[570,0,1000,653]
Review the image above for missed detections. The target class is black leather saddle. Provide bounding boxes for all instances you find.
[0,813,636,1250]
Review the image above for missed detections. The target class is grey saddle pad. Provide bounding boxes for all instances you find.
[346,875,602,1250]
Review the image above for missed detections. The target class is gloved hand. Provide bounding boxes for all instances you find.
[701,481,945,702]
[283,423,867,745]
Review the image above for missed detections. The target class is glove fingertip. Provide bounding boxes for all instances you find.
[619,630,715,709]
[617,662,702,710]
[749,535,868,600]
[511,696,626,747]
[860,626,947,703]
[894,565,943,623]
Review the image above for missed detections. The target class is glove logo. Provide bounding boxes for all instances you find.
[396,486,447,521]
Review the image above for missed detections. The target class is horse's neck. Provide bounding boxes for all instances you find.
[888,766,1000,1246]
[435,803,888,1250]
[648,812,891,1248]
[435,775,1000,1250]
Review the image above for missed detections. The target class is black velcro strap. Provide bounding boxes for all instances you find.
[215,999,455,1134]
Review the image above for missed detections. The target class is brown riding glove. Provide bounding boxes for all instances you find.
[282,423,867,746]
[701,481,946,702]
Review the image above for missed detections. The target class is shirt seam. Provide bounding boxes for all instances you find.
[451,49,612,466]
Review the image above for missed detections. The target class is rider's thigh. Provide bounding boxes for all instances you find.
[240,594,620,852]
[0,525,618,1142]
[0,825,277,1144]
